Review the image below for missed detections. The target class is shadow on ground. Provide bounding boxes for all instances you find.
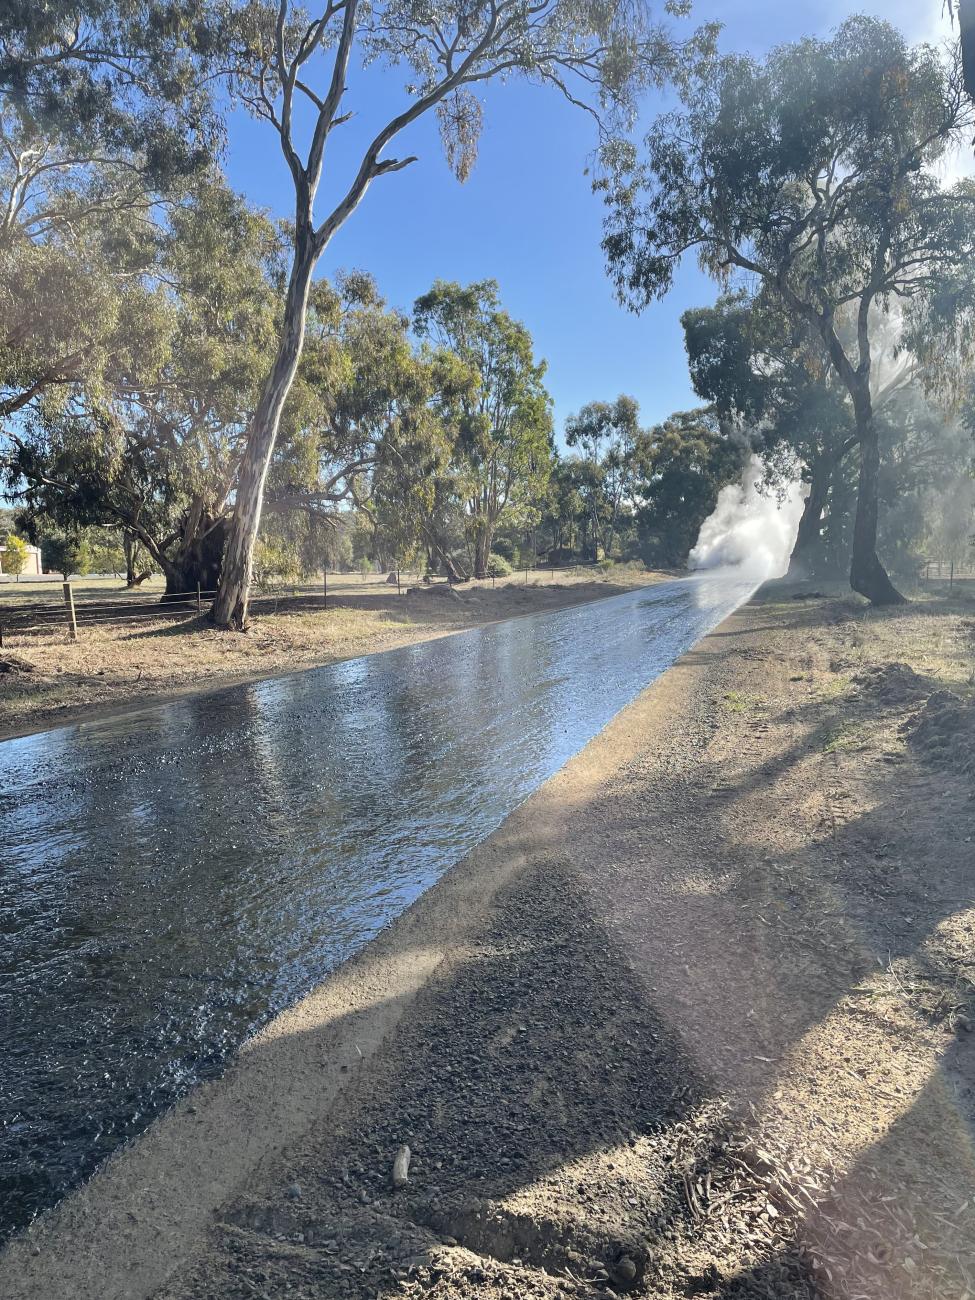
[97,592,975,1299]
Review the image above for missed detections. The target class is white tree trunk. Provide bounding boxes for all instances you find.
[211,236,317,629]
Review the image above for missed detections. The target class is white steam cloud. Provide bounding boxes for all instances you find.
[690,456,806,580]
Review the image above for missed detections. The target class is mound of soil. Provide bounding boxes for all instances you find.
[904,689,975,777]
[853,663,929,706]
[0,655,35,674]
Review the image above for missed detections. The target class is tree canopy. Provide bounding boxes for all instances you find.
[600,15,975,603]
[413,280,554,579]
[204,0,715,626]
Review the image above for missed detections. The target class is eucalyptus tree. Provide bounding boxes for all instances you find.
[600,16,975,604]
[682,293,857,576]
[564,395,640,559]
[209,0,715,626]
[413,279,554,579]
[0,1,219,175]
[7,208,471,593]
[0,95,169,435]
[275,272,477,580]
[5,179,283,592]
[367,345,476,582]
[0,2,221,460]
[539,459,587,560]
[632,408,741,567]
[877,391,975,574]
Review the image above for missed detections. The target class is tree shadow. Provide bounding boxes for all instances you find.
[158,613,975,1294]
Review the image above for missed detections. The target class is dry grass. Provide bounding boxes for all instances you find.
[763,575,975,694]
[0,565,665,740]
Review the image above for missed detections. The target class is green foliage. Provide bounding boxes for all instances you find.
[633,409,742,567]
[600,15,975,599]
[0,3,223,448]
[877,393,975,573]
[538,460,587,561]
[252,537,304,592]
[4,174,285,592]
[601,18,974,317]
[1,532,29,577]
[0,186,165,427]
[489,535,517,564]
[485,552,512,577]
[564,395,640,560]
[42,532,91,579]
[682,290,860,574]
[91,538,125,576]
[0,2,221,189]
[413,279,554,578]
[208,0,714,625]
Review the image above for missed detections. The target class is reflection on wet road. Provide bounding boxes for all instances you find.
[0,573,755,1239]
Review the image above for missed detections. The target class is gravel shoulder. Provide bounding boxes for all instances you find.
[3,584,975,1300]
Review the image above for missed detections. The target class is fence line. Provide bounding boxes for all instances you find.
[919,558,975,582]
[0,576,408,643]
[0,559,616,645]
[0,584,219,644]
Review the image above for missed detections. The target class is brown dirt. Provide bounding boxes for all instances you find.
[0,566,660,742]
[3,585,975,1300]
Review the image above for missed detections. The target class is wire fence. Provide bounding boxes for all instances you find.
[0,557,622,647]
[0,578,384,644]
[0,583,218,645]
[919,559,975,583]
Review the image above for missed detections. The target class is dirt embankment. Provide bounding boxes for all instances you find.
[0,566,661,742]
[3,586,975,1300]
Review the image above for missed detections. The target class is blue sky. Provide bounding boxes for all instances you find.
[223,1,959,439]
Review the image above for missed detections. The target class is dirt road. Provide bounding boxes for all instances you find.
[4,585,974,1299]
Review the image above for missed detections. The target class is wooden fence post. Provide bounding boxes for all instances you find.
[62,581,78,641]
[196,582,202,615]
[323,568,328,610]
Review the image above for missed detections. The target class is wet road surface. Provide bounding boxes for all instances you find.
[0,574,755,1240]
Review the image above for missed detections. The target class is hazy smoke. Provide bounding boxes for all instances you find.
[690,456,806,579]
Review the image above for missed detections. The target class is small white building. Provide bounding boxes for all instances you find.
[0,542,43,577]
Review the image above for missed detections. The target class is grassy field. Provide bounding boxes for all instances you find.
[0,564,664,740]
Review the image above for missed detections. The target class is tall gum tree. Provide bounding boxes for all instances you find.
[271,272,478,579]
[600,16,975,604]
[208,0,716,627]
[682,292,858,577]
[0,3,222,555]
[564,395,640,559]
[3,179,284,593]
[413,279,553,578]
[683,293,917,578]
